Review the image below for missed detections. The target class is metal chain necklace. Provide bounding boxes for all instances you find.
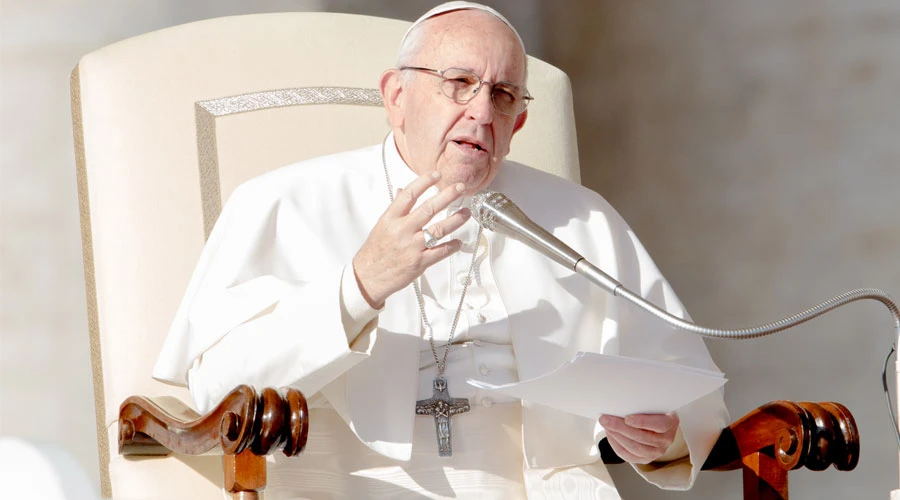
[381,133,483,457]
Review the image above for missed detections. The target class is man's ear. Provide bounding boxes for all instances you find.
[380,69,405,128]
[512,108,528,135]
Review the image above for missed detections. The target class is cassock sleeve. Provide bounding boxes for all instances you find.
[488,162,727,483]
[614,228,729,490]
[153,180,372,413]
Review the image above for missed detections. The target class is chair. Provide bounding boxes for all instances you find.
[71,12,857,500]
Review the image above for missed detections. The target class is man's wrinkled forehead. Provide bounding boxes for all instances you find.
[400,1,525,55]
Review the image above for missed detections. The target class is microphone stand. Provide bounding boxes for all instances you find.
[470,191,900,449]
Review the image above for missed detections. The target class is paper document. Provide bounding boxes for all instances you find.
[467,352,726,418]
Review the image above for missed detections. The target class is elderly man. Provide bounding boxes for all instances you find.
[153,2,728,498]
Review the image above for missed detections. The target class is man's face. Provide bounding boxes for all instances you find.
[388,11,528,194]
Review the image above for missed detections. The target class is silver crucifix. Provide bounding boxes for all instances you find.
[415,377,470,457]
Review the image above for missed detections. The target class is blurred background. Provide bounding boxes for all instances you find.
[2,0,898,498]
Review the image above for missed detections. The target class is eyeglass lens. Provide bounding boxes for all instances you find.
[439,68,527,115]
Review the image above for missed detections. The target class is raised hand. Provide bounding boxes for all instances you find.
[352,171,471,308]
[599,412,681,464]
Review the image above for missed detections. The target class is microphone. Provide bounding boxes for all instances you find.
[465,191,900,342]
[466,191,623,295]
[469,190,900,451]
[465,192,578,267]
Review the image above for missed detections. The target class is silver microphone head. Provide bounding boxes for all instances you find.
[465,190,585,270]
[465,191,512,231]
[465,191,623,293]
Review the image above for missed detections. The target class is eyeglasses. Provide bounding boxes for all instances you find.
[399,66,533,116]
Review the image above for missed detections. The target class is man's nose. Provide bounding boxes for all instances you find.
[465,84,495,123]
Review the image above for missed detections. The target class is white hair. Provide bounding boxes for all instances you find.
[396,19,428,68]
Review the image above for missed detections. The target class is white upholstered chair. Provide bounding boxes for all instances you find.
[72,11,856,500]
[71,12,578,499]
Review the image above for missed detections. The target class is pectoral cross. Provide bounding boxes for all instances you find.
[415,377,470,457]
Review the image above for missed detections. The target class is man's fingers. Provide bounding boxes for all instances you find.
[624,413,679,434]
[599,414,673,448]
[418,208,471,246]
[357,170,471,307]
[386,171,443,216]
[419,238,463,266]
[407,182,467,229]
[604,428,658,465]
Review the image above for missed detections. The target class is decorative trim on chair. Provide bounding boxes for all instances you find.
[194,87,384,239]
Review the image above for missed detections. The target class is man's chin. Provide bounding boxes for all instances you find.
[438,180,485,196]
[439,166,495,193]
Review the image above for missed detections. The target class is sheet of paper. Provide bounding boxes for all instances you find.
[467,352,726,418]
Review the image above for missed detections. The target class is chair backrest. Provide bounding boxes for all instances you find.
[72,11,579,499]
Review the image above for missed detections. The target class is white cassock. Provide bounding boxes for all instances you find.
[153,134,729,499]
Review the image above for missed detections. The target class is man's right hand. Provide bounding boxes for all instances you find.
[352,171,471,309]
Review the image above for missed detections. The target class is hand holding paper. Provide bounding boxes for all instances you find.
[467,352,726,419]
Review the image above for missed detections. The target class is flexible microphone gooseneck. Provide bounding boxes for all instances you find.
[467,190,900,448]
[466,190,900,341]
[468,190,900,447]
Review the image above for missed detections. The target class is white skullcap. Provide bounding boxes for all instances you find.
[400,1,525,53]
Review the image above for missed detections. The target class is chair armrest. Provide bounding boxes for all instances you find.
[118,385,309,457]
[699,401,858,472]
[600,401,859,499]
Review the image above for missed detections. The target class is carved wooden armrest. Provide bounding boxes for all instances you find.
[600,401,859,500]
[119,385,308,499]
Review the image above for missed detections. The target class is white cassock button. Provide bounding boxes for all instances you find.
[479,365,490,376]
[481,398,494,408]
[457,273,470,286]
[476,313,487,324]
[464,303,474,310]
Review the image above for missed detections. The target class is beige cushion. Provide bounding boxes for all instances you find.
[72,11,579,499]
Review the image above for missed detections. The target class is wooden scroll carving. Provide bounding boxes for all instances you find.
[122,390,856,500]
[601,400,859,500]
[704,400,858,500]
[119,385,308,499]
